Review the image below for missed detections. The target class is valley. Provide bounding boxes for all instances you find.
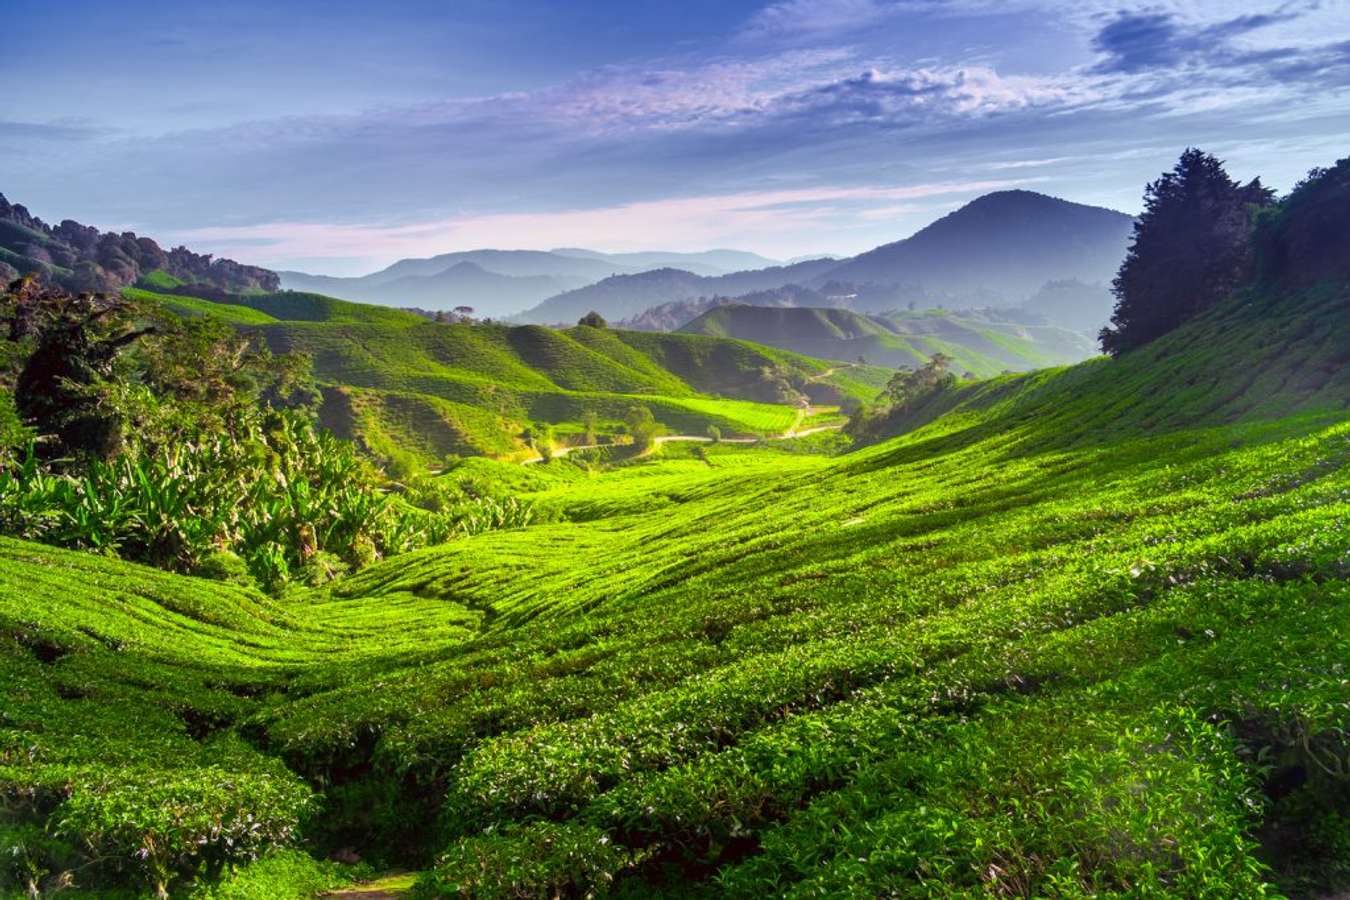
[0,149,1347,899]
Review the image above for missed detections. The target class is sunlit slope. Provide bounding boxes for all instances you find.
[131,288,864,462]
[17,275,1345,896]
[866,279,1348,449]
[681,303,1098,375]
[327,279,1350,896]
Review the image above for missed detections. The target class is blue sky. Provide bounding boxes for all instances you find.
[3,0,1348,274]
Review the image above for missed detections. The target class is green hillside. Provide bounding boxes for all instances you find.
[128,288,874,465]
[5,270,1347,896]
[122,286,281,326]
[681,303,1097,376]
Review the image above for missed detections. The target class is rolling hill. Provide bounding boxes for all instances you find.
[126,284,886,465]
[681,303,1098,376]
[518,258,841,324]
[5,258,1347,897]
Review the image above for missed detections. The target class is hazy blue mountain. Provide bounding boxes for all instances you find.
[1021,278,1117,334]
[519,258,840,324]
[551,247,783,275]
[524,191,1130,324]
[818,191,1133,304]
[280,260,587,317]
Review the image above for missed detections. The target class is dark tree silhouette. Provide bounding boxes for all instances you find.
[5,281,156,458]
[578,310,608,328]
[1254,156,1350,287]
[1100,149,1275,356]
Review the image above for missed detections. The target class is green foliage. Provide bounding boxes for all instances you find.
[683,303,1096,377]
[1,265,1347,897]
[418,822,635,897]
[1254,155,1350,288]
[623,404,660,451]
[0,411,462,591]
[846,352,956,441]
[124,286,281,325]
[0,283,537,594]
[136,269,186,291]
[187,850,355,900]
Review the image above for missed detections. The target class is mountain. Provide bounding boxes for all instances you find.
[551,248,783,275]
[680,303,1097,376]
[279,253,615,316]
[366,261,586,318]
[279,248,789,313]
[616,285,834,332]
[519,258,841,324]
[1021,278,1117,334]
[520,191,1131,324]
[0,192,277,294]
[820,190,1133,305]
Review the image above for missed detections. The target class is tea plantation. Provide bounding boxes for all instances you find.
[1,269,1347,897]
[127,285,886,466]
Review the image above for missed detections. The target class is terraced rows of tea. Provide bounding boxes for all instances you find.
[3,281,1348,897]
[126,284,888,465]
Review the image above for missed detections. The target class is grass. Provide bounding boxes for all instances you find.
[124,287,281,325]
[5,278,1347,897]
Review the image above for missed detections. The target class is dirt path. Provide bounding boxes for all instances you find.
[521,414,844,464]
[324,872,416,898]
[806,362,859,382]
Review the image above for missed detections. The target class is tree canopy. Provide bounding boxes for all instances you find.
[1100,149,1274,356]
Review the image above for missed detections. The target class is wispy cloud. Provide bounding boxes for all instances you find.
[739,0,891,42]
[0,118,109,142]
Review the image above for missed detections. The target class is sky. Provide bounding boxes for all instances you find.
[3,0,1348,275]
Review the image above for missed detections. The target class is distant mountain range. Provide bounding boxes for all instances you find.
[679,303,1099,377]
[550,248,784,276]
[519,259,842,324]
[518,191,1132,325]
[279,191,1132,327]
[280,259,592,318]
[279,248,790,317]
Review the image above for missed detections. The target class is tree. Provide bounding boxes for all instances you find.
[882,352,954,409]
[453,306,475,319]
[624,405,658,451]
[578,310,607,329]
[6,284,156,458]
[1100,148,1275,356]
[434,310,448,323]
[581,410,598,445]
[706,424,721,443]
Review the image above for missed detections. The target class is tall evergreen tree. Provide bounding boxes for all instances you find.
[1100,149,1274,356]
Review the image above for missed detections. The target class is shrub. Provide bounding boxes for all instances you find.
[419,822,633,898]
